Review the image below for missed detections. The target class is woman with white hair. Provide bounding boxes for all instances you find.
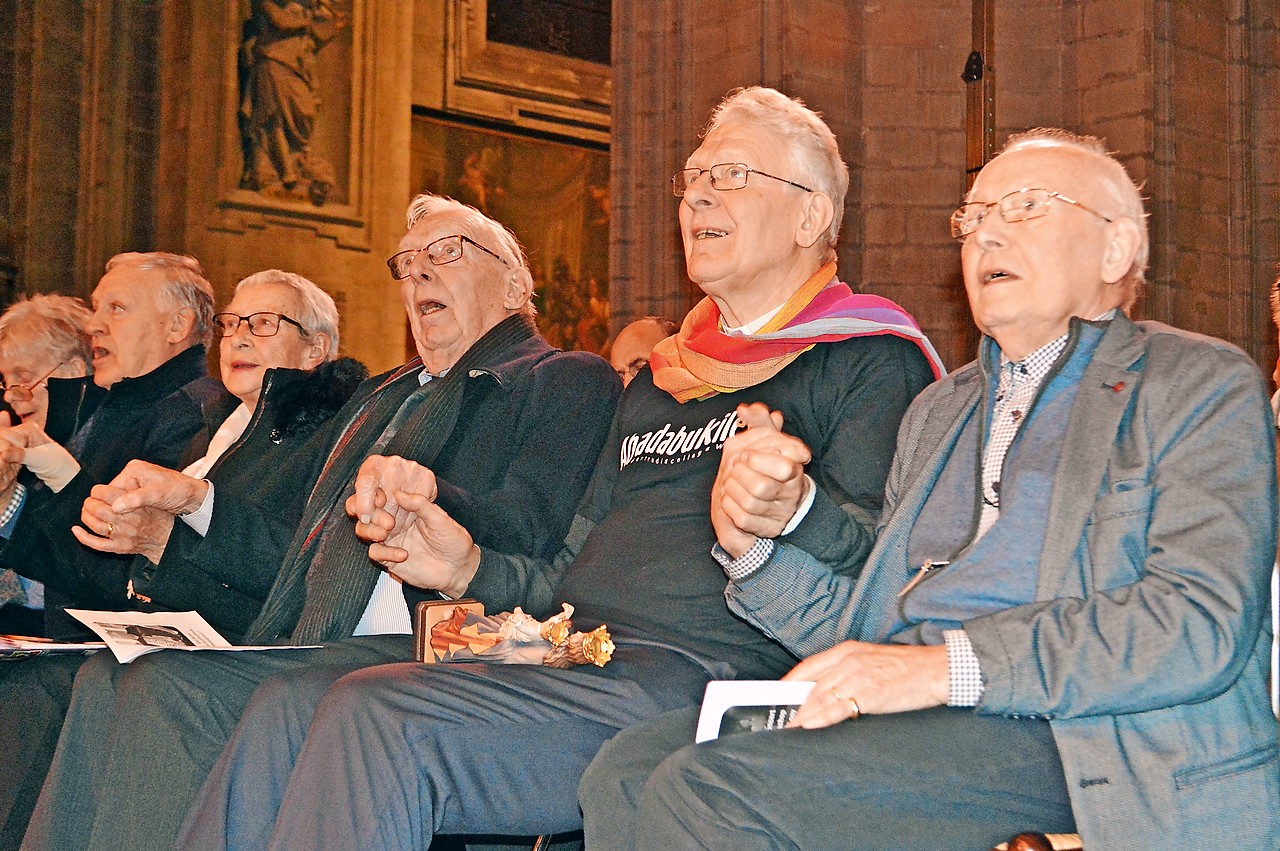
[0,295,103,635]
[78,268,368,639]
[0,271,366,851]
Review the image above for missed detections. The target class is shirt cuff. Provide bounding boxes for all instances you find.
[22,442,80,492]
[179,481,215,537]
[943,628,985,707]
[0,482,27,538]
[711,537,776,582]
[779,475,816,536]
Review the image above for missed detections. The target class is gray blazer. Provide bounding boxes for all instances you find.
[729,315,1280,849]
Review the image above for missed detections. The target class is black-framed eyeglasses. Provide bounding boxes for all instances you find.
[0,360,66,401]
[213,312,308,338]
[950,187,1113,240]
[386,234,510,280]
[671,162,815,197]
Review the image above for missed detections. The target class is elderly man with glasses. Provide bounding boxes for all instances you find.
[21,194,621,851]
[583,128,1280,851]
[160,86,942,851]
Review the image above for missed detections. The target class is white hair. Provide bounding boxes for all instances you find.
[998,128,1149,309]
[404,193,537,316]
[704,87,849,254]
[105,252,216,345]
[235,269,340,360]
[0,294,94,371]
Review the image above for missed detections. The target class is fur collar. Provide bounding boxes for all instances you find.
[268,357,368,443]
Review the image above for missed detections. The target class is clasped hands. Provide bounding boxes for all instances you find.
[0,411,53,495]
[345,455,478,599]
[73,460,209,564]
[713,403,949,728]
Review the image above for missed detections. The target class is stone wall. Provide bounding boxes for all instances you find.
[610,0,1280,372]
[2,0,1277,374]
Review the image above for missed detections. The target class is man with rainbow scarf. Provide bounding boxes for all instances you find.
[174,86,942,850]
[589,130,1280,850]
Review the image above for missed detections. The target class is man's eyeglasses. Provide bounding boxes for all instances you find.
[0,361,67,401]
[671,163,814,197]
[950,188,1113,240]
[213,312,308,338]
[616,358,649,384]
[386,234,510,280]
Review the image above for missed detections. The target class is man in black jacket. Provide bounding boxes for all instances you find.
[0,252,223,851]
[0,251,225,635]
[23,194,621,851]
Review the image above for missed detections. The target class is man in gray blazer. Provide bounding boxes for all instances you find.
[581,129,1280,850]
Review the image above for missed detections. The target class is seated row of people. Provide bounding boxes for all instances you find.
[0,84,1275,851]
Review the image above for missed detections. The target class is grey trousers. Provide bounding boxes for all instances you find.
[21,635,412,851]
[579,705,1076,851]
[0,655,85,851]
[194,643,713,851]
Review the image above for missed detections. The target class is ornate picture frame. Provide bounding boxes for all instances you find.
[445,0,611,144]
[410,111,611,354]
[210,0,377,249]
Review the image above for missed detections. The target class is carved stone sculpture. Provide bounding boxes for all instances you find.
[238,0,348,205]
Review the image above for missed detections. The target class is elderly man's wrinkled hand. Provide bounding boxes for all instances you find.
[781,641,950,729]
[711,403,812,556]
[73,483,177,564]
[368,489,480,598]
[348,455,439,542]
[0,419,53,450]
[105,460,210,517]
[0,445,20,495]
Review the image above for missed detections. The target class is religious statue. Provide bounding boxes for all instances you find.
[238,0,349,205]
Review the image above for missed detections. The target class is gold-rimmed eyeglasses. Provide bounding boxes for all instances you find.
[0,360,67,401]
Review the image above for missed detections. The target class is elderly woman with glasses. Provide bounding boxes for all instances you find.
[0,295,98,431]
[73,269,367,637]
[0,271,366,850]
[0,295,102,634]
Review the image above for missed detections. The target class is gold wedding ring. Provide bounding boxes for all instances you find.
[106,522,115,539]
[830,686,862,720]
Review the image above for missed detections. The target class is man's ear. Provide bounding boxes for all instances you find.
[503,267,535,311]
[796,193,834,249]
[167,307,198,345]
[1100,217,1142,285]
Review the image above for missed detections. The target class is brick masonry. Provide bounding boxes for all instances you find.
[611,0,1280,374]
[0,0,1276,375]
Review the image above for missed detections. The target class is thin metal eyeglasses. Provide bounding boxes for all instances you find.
[950,188,1113,240]
[386,234,510,280]
[213,312,308,338]
[671,162,814,197]
[0,360,67,400]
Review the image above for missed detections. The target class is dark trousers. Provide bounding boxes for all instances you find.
[0,655,86,851]
[21,635,412,851]
[580,705,1076,851]
[193,645,712,851]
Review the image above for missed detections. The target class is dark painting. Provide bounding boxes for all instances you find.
[410,114,610,354]
[486,0,611,65]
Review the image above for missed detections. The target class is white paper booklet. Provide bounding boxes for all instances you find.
[65,609,318,664]
[694,680,815,743]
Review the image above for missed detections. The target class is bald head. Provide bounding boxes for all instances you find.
[610,317,678,386]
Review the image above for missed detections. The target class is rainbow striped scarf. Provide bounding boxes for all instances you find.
[650,262,944,403]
